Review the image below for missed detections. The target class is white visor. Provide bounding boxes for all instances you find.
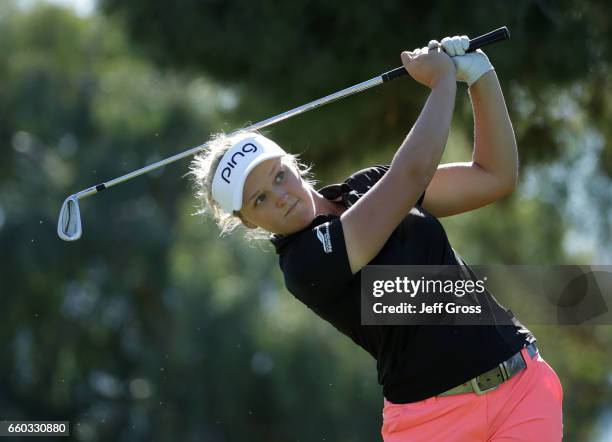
[211,133,286,213]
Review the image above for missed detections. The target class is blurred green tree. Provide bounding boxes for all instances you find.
[0,1,611,441]
[100,0,612,174]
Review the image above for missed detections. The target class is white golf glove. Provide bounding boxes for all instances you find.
[428,35,494,87]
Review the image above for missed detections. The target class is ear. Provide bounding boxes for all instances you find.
[235,211,257,229]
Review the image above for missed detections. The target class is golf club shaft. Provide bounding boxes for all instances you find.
[73,26,509,201]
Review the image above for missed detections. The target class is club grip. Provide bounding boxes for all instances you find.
[466,26,510,53]
[381,26,510,82]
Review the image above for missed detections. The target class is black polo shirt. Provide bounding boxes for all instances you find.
[271,165,535,403]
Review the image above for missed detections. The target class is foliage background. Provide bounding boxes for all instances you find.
[1,0,611,440]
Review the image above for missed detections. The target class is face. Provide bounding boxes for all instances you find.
[239,157,316,235]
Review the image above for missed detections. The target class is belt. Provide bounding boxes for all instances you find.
[438,343,538,397]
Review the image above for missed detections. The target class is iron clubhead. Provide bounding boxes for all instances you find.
[57,195,82,241]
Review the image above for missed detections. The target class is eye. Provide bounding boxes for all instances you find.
[275,170,285,184]
[254,193,266,207]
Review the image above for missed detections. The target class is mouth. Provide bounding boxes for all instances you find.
[286,200,299,217]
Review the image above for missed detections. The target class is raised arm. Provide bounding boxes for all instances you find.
[341,47,456,274]
[422,37,518,218]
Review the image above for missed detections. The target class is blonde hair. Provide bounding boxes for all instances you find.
[188,130,316,239]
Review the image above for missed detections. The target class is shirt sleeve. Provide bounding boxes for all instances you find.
[346,164,426,207]
[281,218,353,307]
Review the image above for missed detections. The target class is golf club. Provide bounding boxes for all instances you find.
[58,26,510,241]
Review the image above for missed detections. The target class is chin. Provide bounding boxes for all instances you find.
[281,215,311,236]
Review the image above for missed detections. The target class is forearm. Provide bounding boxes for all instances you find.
[468,70,518,188]
[391,77,457,185]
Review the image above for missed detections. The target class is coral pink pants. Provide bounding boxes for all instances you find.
[382,348,563,441]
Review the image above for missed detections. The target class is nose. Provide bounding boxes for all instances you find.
[275,191,289,209]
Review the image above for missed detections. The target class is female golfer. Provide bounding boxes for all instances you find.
[190,36,563,441]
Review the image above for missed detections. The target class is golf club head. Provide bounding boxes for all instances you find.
[57,195,82,241]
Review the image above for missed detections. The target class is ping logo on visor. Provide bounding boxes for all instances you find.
[212,133,286,213]
[219,142,258,184]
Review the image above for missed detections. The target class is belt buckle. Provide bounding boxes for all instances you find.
[470,377,498,395]
[470,363,509,396]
